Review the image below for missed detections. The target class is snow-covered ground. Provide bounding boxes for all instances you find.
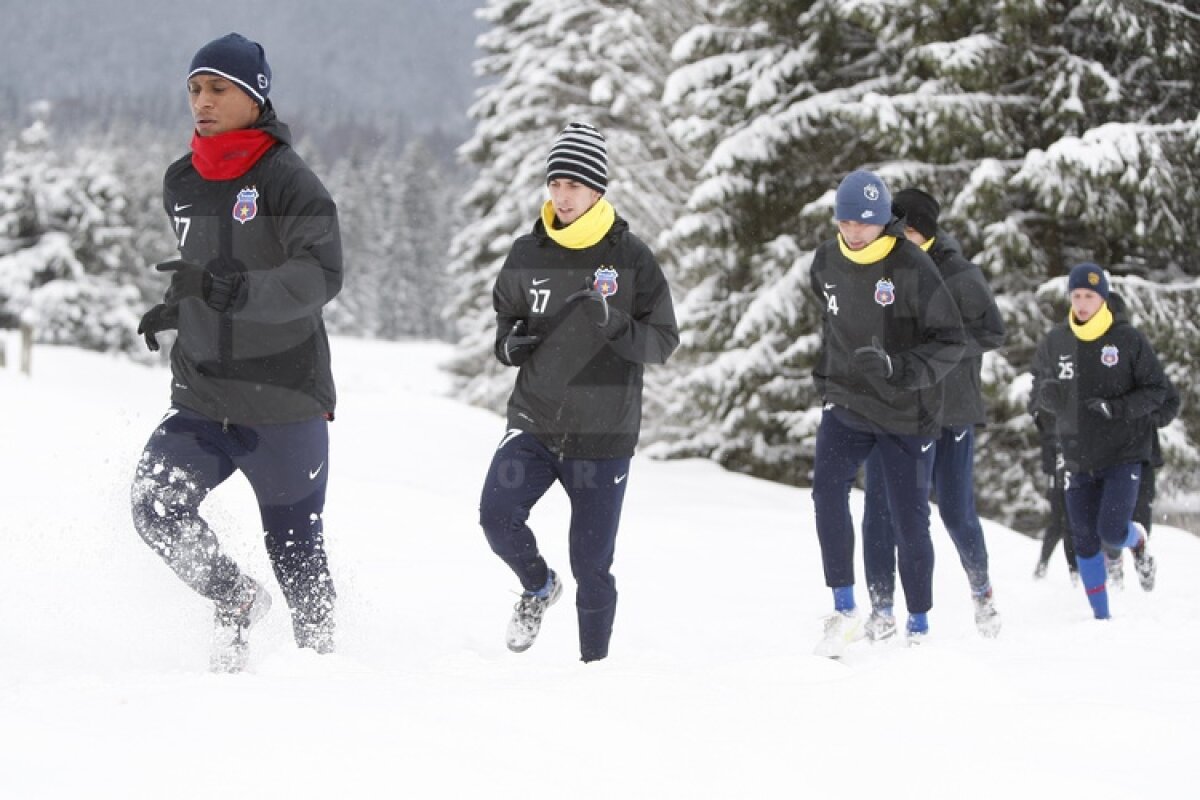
[2,338,1197,799]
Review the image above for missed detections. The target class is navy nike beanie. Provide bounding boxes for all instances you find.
[1068,262,1110,300]
[835,170,892,223]
[188,33,271,107]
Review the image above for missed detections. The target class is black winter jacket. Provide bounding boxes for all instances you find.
[1029,295,1178,472]
[926,233,1006,427]
[1030,292,1170,474]
[810,222,966,437]
[492,213,678,458]
[161,109,342,425]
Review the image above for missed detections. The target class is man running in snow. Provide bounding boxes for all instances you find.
[1032,263,1170,620]
[478,122,679,662]
[131,33,342,671]
[859,188,1007,640]
[809,170,965,657]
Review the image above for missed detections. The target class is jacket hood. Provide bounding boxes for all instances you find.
[253,103,292,146]
[1106,290,1129,321]
[929,230,964,260]
[881,215,907,240]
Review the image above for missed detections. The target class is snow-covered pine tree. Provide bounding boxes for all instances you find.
[323,136,455,341]
[323,144,400,338]
[445,0,703,413]
[392,137,454,340]
[0,103,145,362]
[947,0,1200,523]
[653,0,1200,529]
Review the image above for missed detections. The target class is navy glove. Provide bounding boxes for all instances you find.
[499,320,541,367]
[565,285,610,328]
[1086,397,1114,420]
[852,336,893,381]
[156,259,242,312]
[136,303,178,352]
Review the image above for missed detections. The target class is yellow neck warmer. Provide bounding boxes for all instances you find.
[541,198,615,250]
[838,232,899,264]
[1070,302,1114,342]
[919,237,934,252]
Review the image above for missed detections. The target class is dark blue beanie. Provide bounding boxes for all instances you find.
[188,33,271,107]
[835,170,892,223]
[1068,262,1110,299]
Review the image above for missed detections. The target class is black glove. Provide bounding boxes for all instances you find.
[156,259,242,312]
[499,320,541,367]
[156,259,211,305]
[1037,379,1065,414]
[1085,397,1114,420]
[136,303,178,352]
[852,336,893,382]
[564,286,610,328]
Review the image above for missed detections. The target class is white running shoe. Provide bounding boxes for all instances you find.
[1106,551,1125,590]
[211,576,272,673]
[506,571,563,653]
[864,609,897,643]
[814,610,864,658]
[1131,522,1156,591]
[973,590,1002,638]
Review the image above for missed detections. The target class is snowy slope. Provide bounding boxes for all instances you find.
[2,338,1197,800]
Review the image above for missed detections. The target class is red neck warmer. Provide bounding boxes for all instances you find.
[190,128,276,180]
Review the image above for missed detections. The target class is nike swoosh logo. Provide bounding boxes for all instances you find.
[497,428,523,450]
[173,203,192,212]
[309,462,325,480]
[1058,355,1071,361]
[532,278,550,286]
[824,283,836,289]
[954,431,968,442]
[614,474,628,484]
[921,442,934,452]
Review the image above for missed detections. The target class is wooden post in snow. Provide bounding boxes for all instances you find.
[20,321,33,375]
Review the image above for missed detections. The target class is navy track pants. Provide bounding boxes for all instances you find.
[862,424,991,608]
[131,406,335,638]
[479,430,629,662]
[1065,461,1142,559]
[812,406,936,614]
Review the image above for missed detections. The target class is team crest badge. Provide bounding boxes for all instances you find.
[232,186,259,224]
[592,267,619,297]
[1100,345,1120,367]
[874,278,896,307]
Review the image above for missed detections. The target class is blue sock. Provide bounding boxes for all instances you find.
[906,613,928,634]
[1122,522,1142,549]
[833,586,855,613]
[1077,553,1111,619]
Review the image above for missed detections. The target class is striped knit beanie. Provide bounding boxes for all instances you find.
[546,122,608,194]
